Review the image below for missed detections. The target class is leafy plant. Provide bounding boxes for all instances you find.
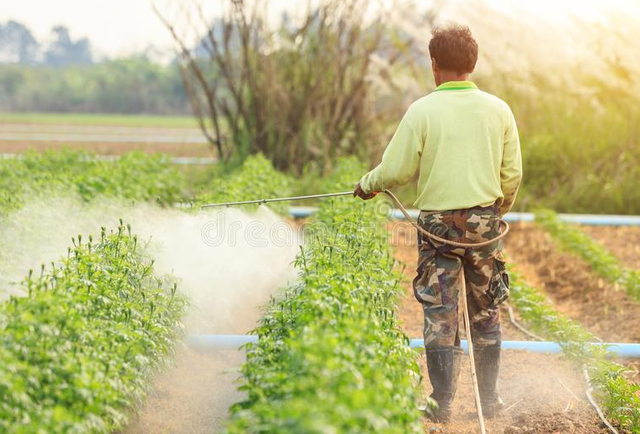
[0,222,186,433]
[224,157,426,433]
[0,150,186,215]
[508,266,640,432]
[535,209,640,301]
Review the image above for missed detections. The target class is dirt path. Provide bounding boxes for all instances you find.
[505,222,640,343]
[389,222,607,434]
[122,349,244,434]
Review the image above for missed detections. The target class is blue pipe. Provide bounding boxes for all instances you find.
[188,335,640,358]
[288,207,640,226]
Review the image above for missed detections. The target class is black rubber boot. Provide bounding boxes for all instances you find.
[474,344,505,419]
[426,347,463,423]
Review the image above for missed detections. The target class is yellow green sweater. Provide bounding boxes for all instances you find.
[359,81,522,216]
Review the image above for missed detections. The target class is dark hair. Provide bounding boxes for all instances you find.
[428,24,478,74]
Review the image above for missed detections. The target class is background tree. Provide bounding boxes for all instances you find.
[0,20,40,64]
[44,26,93,67]
[157,0,414,172]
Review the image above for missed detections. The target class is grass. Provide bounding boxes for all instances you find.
[0,112,200,128]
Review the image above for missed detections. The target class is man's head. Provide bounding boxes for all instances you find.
[428,24,478,85]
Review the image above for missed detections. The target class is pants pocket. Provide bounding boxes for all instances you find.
[413,250,442,306]
[487,259,510,307]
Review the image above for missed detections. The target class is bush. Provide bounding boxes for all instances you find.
[0,222,187,433]
[224,158,425,433]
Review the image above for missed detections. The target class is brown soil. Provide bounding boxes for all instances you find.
[388,222,608,434]
[0,140,213,157]
[581,226,640,270]
[505,222,640,343]
[121,348,244,434]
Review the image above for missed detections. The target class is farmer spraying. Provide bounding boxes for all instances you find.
[354,24,522,423]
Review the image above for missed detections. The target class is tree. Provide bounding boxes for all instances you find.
[44,26,93,67]
[157,0,413,172]
[0,20,40,64]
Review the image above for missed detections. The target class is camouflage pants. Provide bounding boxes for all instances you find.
[413,203,510,349]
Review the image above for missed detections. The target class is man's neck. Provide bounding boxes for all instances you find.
[435,72,470,86]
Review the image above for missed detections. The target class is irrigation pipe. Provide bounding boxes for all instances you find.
[187,335,640,357]
[288,207,640,226]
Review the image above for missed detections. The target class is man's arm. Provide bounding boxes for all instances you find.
[356,109,424,197]
[499,108,523,216]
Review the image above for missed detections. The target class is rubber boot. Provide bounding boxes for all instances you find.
[474,344,505,419]
[426,347,463,423]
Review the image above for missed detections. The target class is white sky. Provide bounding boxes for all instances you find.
[1,0,635,59]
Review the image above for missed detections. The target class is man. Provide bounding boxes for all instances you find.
[353,24,522,422]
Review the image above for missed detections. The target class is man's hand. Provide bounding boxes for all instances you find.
[353,182,378,200]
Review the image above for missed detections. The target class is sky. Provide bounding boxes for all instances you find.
[1,0,634,60]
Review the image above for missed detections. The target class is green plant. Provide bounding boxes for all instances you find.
[0,150,186,215]
[224,157,426,433]
[535,209,640,301]
[0,222,186,433]
[508,266,640,432]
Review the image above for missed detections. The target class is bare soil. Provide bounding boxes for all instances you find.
[389,222,609,434]
[121,349,244,434]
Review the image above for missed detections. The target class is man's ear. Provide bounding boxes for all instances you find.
[431,58,438,72]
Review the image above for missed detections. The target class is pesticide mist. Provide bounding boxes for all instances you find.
[0,196,301,433]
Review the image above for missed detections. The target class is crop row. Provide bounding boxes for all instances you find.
[0,151,185,215]
[508,266,640,432]
[0,223,186,433]
[535,209,640,301]
[224,158,426,433]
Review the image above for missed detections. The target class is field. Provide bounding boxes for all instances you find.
[1,146,639,433]
[0,112,199,128]
[0,116,213,158]
[2,1,640,431]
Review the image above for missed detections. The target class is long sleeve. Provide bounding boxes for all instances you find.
[499,108,523,216]
[359,109,424,194]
